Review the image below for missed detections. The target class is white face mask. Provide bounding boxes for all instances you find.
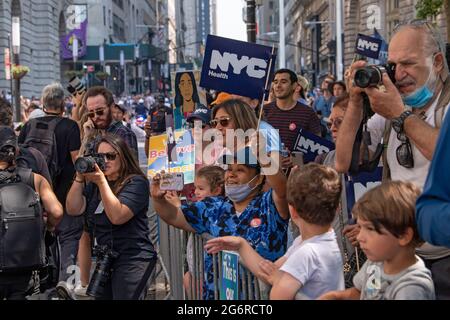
[225,175,260,203]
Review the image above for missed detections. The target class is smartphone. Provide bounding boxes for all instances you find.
[160,172,184,191]
[291,151,304,166]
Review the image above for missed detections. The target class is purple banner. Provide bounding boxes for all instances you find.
[60,20,88,60]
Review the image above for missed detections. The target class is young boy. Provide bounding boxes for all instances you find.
[318,181,435,300]
[205,163,344,300]
[165,165,225,298]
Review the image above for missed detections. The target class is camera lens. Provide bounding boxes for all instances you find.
[74,156,96,174]
[354,67,382,88]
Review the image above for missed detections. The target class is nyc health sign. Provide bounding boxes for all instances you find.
[200,35,277,100]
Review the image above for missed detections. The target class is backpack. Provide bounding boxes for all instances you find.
[0,167,46,272]
[23,117,63,184]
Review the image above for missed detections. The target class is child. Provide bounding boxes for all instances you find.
[205,163,345,300]
[165,165,225,298]
[318,181,435,300]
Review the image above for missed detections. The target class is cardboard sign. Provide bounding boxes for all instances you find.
[292,129,335,164]
[220,251,239,300]
[200,35,276,100]
[147,129,195,184]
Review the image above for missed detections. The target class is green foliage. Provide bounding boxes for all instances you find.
[416,0,444,19]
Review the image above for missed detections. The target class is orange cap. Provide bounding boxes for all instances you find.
[210,92,232,106]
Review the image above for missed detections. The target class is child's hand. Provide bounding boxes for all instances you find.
[259,260,279,285]
[343,224,360,247]
[165,190,182,208]
[317,291,339,300]
[204,236,243,254]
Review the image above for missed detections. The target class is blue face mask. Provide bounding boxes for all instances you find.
[225,175,260,203]
[401,58,436,109]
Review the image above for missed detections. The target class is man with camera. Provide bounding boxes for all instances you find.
[335,21,450,299]
[144,94,173,158]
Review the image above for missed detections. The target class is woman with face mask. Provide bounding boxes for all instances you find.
[151,142,289,300]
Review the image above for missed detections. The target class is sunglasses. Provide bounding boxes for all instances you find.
[396,133,414,168]
[97,152,118,161]
[210,117,232,128]
[87,108,107,119]
[327,118,343,129]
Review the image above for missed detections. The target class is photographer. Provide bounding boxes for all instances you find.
[144,94,173,158]
[335,20,450,299]
[66,134,156,300]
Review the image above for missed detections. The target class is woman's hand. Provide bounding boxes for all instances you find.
[150,172,166,200]
[82,164,107,186]
[204,236,244,254]
[165,191,182,208]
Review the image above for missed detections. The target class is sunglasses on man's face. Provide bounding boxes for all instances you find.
[210,117,232,128]
[87,108,107,119]
[396,133,414,168]
[97,152,118,161]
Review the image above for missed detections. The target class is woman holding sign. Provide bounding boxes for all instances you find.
[151,124,289,299]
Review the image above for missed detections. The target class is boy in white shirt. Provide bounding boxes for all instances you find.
[319,181,435,300]
[205,163,345,299]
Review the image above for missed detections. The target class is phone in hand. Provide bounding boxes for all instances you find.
[291,151,304,166]
[160,172,184,191]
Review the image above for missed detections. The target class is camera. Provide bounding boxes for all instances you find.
[86,245,119,298]
[354,64,396,88]
[74,155,106,174]
[67,76,86,96]
[160,172,184,191]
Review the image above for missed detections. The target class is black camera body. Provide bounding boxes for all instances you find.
[74,155,106,174]
[86,245,119,298]
[67,76,86,96]
[354,64,396,88]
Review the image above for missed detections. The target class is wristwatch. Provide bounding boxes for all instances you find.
[392,110,413,134]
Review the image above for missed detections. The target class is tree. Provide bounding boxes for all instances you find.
[416,0,444,20]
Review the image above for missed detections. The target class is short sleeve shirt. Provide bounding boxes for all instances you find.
[181,189,289,300]
[83,176,155,260]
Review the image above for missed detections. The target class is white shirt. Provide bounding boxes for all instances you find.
[280,230,344,300]
[367,95,449,189]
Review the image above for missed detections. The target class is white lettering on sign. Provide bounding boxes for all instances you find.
[209,50,267,79]
[353,181,382,202]
[366,5,381,30]
[297,136,330,154]
[357,38,379,52]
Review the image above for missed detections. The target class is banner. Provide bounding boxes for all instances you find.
[60,5,88,60]
[354,33,382,60]
[292,129,335,164]
[147,129,195,184]
[200,35,277,100]
[4,48,11,80]
[344,167,383,217]
[220,251,239,300]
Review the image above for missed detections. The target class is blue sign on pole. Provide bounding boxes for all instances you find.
[200,35,277,100]
[292,129,335,164]
[220,251,239,300]
[354,33,383,60]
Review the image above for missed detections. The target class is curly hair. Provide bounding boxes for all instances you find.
[287,163,341,226]
[197,165,225,195]
[0,97,13,127]
[352,181,423,248]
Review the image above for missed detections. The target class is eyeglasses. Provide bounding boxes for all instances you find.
[87,108,107,119]
[327,118,343,129]
[97,152,118,161]
[210,117,232,128]
[396,132,414,168]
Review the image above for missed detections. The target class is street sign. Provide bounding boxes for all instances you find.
[200,35,277,100]
[4,48,11,80]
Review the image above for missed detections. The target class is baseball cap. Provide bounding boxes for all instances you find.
[220,146,260,170]
[138,98,144,104]
[210,92,232,106]
[0,126,17,150]
[186,104,211,124]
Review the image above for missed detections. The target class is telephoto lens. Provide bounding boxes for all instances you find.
[86,247,119,298]
[74,156,97,174]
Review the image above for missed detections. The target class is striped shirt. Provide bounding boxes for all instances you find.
[263,101,321,151]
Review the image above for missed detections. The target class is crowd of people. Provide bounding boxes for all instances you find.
[1,19,450,301]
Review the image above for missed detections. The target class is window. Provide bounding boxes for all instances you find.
[103,6,106,26]
[113,14,126,41]
[269,1,274,10]
[113,0,124,10]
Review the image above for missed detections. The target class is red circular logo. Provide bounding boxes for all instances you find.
[250,218,262,228]
[289,123,297,131]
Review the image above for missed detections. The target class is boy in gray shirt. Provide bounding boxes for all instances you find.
[319,181,435,300]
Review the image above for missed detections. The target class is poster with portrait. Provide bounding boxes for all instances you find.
[171,70,207,129]
[60,4,88,60]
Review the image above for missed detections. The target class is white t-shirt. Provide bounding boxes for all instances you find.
[280,230,345,300]
[367,95,449,189]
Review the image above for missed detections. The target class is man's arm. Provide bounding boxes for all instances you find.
[416,110,450,246]
[35,174,63,230]
[403,115,439,160]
